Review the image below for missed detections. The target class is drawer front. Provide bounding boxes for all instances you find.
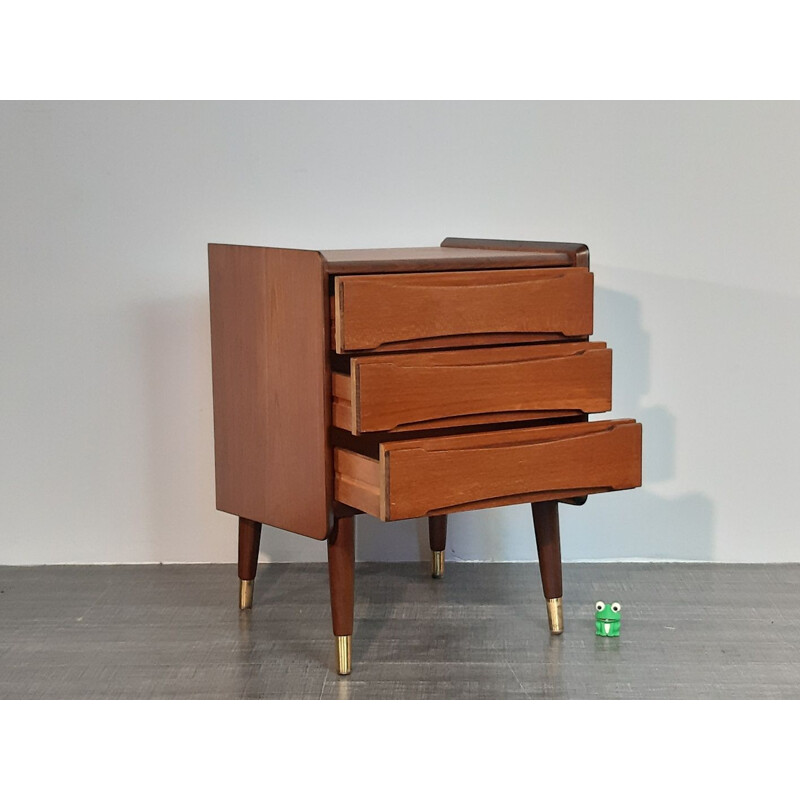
[334,419,642,521]
[332,268,593,353]
[332,342,612,434]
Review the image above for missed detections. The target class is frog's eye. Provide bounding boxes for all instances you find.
[611,602,621,613]
[595,601,605,612]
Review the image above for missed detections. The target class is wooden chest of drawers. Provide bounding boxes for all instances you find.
[208,237,642,674]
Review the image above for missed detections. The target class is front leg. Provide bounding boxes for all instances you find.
[531,501,563,634]
[327,514,356,675]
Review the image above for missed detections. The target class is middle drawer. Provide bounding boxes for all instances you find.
[332,341,612,434]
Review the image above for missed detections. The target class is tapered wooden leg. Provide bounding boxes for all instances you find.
[531,501,563,634]
[328,515,355,675]
[238,517,262,610]
[428,515,447,578]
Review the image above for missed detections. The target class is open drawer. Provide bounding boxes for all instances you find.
[332,341,612,434]
[332,267,593,353]
[334,419,642,520]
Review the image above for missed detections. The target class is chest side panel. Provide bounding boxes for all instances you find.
[209,245,330,539]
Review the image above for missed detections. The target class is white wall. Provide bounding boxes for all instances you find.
[2,101,799,564]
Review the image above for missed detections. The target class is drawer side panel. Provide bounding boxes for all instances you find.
[334,449,381,518]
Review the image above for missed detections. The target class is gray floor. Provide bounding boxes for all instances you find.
[1,563,798,699]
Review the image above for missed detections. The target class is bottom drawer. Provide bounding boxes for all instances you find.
[334,419,642,521]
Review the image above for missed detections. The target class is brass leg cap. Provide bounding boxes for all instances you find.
[546,597,564,635]
[239,579,254,610]
[336,635,352,675]
[432,550,445,578]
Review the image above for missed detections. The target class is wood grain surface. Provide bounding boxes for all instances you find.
[333,449,381,517]
[321,239,589,272]
[322,246,575,273]
[334,419,642,520]
[332,341,612,433]
[440,237,589,268]
[208,244,331,539]
[333,268,593,353]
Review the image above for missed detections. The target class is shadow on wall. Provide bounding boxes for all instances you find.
[557,286,714,561]
[141,294,231,562]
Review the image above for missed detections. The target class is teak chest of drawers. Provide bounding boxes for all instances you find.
[208,237,642,674]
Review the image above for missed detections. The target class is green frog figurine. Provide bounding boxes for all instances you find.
[595,601,621,637]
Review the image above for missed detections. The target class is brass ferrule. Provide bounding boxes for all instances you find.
[546,597,564,635]
[432,550,445,578]
[239,579,254,610]
[336,635,352,675]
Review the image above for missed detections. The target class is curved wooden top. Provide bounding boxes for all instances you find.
[321,238,589,273]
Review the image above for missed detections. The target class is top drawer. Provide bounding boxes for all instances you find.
[332,268,593,353]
